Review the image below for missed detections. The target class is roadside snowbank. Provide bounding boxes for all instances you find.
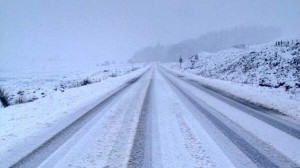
[163,66,300,121]
[0,64,143,106]
[0,65,149,167]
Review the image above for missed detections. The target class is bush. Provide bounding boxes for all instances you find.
[132,67,139,71]
[81,78,92,86]
[14,96,38,105]
[27,96,38,102]
[109,73,117,77]
[0,87,10,107]
[14,96,26,104]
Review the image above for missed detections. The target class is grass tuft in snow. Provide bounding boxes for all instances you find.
[0,87,10,107]
[14,96,27,104]
[109,73,117,77]
[80,78,92,86]
[14,96,38,105]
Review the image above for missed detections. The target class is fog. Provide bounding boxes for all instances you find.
[0,0,299,70]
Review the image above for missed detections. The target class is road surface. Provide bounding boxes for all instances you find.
[5,65,300,168]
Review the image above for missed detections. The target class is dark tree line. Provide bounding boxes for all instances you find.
[275,40,299,46]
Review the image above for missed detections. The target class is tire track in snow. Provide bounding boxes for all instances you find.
[148,82,163,168]
[159,67,296,168]
[42,70,154,168]
[127,72,153,168]
[187,79,300,139]
[166,67,300,140]
[161,66,300,167]
[174,108,215,168]
[104,70,153,168]
[148,69,197,168]
[48,101,131,167]
[150,69,231,168]
[9,71,148,168]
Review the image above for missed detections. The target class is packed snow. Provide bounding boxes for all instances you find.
[149,69,235,167]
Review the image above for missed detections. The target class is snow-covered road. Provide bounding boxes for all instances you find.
[2,64,300,168]
[158,66,300,168]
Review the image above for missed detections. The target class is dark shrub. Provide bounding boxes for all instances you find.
[27,96,38,102]
[14,96,38,104]
[0,87,10,107]
[285,85,292,91]
[81,78,92,86]
[14,96,26,104]
[109,73,117,77]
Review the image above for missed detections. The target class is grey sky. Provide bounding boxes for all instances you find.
[0,0,299,70]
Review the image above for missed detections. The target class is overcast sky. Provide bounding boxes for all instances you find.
[1,0,300,70]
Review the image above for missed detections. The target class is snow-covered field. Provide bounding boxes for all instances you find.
[164,40,300,120]
[0,65,150,167]
[0,64,144,107]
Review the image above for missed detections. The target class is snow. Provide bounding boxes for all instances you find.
[164,40,300,120]
[169,40,300,92]
[163,66,300,121]
[150,69,234,168]
[1,63,299,167]
[0,65,149,167]
[163,71,300,164]
[0,64,144,106]
[39,69,152,167]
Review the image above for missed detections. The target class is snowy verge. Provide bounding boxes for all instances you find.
[0,65,149,167]
[162,65,300,121]
[0,64,144,107]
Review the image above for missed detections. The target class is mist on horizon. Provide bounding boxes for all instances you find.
[0,0,299,71]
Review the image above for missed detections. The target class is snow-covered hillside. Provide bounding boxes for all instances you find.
[0,64,143,107]
[165,40,300,119]
[169,40,300,93]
